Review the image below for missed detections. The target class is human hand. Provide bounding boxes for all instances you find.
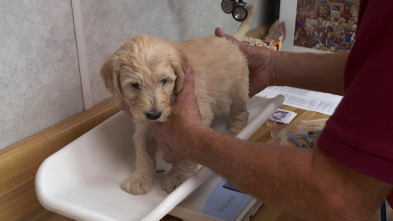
[150,67,207,162]
[215,27,276,97]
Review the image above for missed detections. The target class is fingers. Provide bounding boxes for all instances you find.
[163,152,179,163]
[120,101,132,117]
[150,128,180,162]
[151,122,185,162]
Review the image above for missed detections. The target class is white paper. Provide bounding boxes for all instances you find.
[256,86,343,115]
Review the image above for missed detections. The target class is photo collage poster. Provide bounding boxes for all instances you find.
[294,0,360,52]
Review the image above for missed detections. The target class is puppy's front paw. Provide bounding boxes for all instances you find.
[161,173,188,194]
[122,174,153,195]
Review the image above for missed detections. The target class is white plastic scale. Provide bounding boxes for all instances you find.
[36,95,284,221]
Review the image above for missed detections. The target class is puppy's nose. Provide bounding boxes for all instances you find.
[145,111,161,120]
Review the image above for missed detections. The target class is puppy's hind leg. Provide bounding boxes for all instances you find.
[227,90,249,136]
[161,159,198,193]
[122,124,156,195]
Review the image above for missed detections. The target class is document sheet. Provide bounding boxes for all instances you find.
[256,86,343,115]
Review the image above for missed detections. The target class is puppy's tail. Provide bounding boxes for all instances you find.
[232,2,255,41]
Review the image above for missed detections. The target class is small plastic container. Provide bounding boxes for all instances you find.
[270,126,281,138]
[301,118,328,126]
[279,129,288,146]
[295,124,324,133]
[266,119,276,127]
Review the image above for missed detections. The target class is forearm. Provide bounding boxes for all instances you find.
[272,52,348,95]
[187,127,390,221]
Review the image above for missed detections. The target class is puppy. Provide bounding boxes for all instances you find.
[100,5,254,195]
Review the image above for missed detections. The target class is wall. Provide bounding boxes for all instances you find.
[0,0,274,150]
[0,1,83,150]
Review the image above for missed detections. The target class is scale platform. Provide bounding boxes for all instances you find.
[36,95,284,221]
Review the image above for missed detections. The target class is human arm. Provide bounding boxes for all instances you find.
[215,28,348,96]
[273,50,347,95]
[151,67,391,221]
[186,128,390,221]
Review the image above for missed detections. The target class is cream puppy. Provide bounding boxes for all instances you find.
[100,6,254,195]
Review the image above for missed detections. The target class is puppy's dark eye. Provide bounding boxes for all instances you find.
[161,79,167,85]
[131,83,140,89]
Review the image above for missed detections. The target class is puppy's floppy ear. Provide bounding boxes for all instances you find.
[171,49,189,94]
[100,54,123,100]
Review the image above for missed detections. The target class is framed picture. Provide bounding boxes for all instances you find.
[331,4,341,19]
[318,5,330,18]
[280,0,360,53]
[303,0,317,17]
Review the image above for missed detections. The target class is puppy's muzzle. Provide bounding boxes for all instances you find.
[145,110,162,120]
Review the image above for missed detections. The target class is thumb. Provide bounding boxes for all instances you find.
[214,27,227,38]
[179,66,195,96]
[215,27,239,45]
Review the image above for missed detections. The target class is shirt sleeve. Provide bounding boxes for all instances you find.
[317,0,393,185]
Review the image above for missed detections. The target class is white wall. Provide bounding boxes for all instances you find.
[0,0,274,150]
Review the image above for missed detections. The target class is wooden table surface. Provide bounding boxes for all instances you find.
[0,102,328,221]
[242,104,327,221]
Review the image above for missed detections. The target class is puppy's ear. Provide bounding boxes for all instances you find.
[100,55,123,100]
[171,50,188,94]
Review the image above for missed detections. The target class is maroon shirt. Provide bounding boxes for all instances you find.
[317,0,393,204]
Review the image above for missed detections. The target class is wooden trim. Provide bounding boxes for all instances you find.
[0,98,120,220]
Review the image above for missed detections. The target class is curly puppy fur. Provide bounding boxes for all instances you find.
[100,5,254,195]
